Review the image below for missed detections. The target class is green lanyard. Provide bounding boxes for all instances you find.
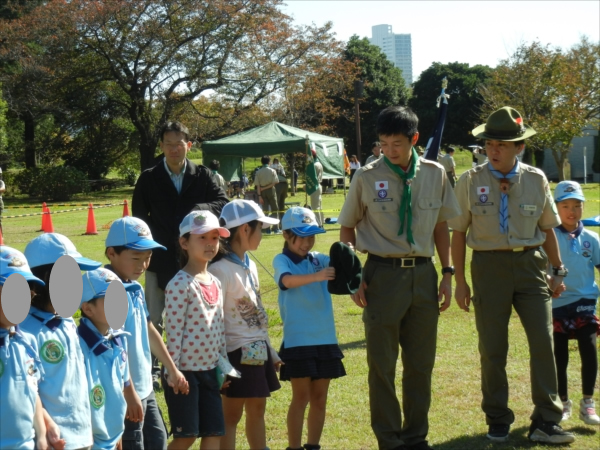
[383,147,418,244]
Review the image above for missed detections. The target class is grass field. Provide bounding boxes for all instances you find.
[2,158,599,449]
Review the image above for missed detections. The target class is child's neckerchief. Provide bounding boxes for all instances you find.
[78,317,129,357]
[223,249,258,299]
[29,306,64,331]
[557,222,583,254]
[489,161,520,234]
[383,147,418,244]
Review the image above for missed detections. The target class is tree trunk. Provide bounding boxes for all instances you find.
[521,146,533,165]
[139,131,159,170]
[551,146,568,181]
[23,111,36,168]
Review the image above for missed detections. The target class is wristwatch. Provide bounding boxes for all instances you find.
[441,266,455,276]
[552,265,568,277]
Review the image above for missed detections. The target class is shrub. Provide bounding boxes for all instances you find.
[14,166,89,201]
[117,166,138,186]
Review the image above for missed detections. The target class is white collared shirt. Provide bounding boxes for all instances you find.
[164,159,187,194]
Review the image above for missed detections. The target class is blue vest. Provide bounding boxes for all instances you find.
[78,318,130,450]
[0,327,43,450]
[20,307,93,449]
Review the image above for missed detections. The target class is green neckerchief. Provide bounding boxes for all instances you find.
[383,146,418,244]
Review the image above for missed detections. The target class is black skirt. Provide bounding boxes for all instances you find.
[278,342,346,381]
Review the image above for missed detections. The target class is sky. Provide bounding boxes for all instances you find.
[280,1,600,82]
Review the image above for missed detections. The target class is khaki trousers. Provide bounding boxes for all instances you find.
[471,249,562,425]
[260,187,279,231]
[362,258,439,449]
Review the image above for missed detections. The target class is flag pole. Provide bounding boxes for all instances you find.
[424,77,450,162]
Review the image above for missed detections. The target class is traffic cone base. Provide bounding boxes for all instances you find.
[84,203,99,235]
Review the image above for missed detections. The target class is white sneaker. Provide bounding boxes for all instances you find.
[579,398,600,425]
[562,399,573,420]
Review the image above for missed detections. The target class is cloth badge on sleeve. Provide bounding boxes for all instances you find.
[375,181,388,190]
[583,241,591,248]
[479,194,488,203]
[477,186,489,195]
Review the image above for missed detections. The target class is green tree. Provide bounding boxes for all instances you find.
[334,35,410,161]
[480,38,600,179]
[409,62,492,148]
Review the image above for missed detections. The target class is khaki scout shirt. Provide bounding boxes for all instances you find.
[447,162,560,251]
[439,154,455,172]
[255,166,278,189]
[338,157,461,257]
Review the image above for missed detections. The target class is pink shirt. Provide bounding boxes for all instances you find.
[165,271,226,371]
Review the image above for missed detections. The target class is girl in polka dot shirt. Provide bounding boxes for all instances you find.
[164,210,231,449]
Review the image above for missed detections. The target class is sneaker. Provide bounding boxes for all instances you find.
[528,419,575,444]
[562,399,573,420]
[274,229,283,235]
[486,423,510,442]
[579,398,600,425]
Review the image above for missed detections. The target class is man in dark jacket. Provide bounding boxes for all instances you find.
[132,121,228,352]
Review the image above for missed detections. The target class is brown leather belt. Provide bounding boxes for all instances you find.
[367,254,432,268]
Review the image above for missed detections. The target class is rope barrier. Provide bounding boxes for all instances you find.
[4,202,122,219]
[5,202,124,210]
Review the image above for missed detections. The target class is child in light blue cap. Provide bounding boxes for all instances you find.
[551,181,600,425]
[21,232,101,449]
[78,268,135,450]
[105,216,187,450]
[0,246,50,450]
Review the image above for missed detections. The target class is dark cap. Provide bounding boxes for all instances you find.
[327,242,362,295]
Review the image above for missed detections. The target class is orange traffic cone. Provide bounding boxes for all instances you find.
[84,203,98,235]
[38,203,47,232]
[40,203,55,233]
[122,199,130,217]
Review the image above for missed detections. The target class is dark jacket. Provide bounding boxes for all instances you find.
[132,159,228,289]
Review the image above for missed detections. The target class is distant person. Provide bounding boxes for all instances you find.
[551,181,600,426]
[473,147,487,167]
[293,168,299,192]
[132,120,228,380]
[349,155,360,182]
[309,148,324,227]
[439,147,457,188]
[209,159,228,192]
[255,155,281,234]
[365,141,382,165]
[272,157,289,214]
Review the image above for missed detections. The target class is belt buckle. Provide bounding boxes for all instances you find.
[400,258,415,268]
[512,247,525,252]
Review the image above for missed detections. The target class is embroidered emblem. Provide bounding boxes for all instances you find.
[90,384,106,409]
[302,215,312,224]
[312,258,320,266]
[193,214,207,226]
[564,185,575,192]
[478,186,489,195]
[378,190,387,199]
[375,181,389,190]
[27,363,37,377]
[40,340,65,364]
[583,241,591,248]
[479,194,488,203]
[133,224,150,237]
[0,359,4,377]
[7,254,27,268]
[582,250,591,258]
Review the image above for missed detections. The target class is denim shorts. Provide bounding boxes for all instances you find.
[163,369,224,438]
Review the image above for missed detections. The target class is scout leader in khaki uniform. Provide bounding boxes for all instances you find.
[449,107,575,445]
[339,106,461,450]
[255,155,281,234]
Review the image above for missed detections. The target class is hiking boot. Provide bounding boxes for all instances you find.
[486,423,510,442]
[562,399,573,420]
[528,419,575,444]
[579,398,600,425]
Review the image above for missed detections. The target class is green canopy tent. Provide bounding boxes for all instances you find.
[201,121,346,187]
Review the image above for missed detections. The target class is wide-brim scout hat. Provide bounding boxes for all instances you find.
[472,107,536,141]
[327,242,362,295]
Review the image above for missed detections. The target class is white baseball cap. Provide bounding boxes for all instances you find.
[179,211,230,238]
[220,199,279,229]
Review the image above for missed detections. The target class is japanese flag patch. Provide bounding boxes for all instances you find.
[477,186,489,195]
[375,181,388,190]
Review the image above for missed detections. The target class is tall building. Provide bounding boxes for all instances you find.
[369,24,413,85]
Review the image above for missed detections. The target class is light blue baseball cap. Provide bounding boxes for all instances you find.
[554,181,585,202]
[24,233,101,270]
[0,246,45,286]
[81,268,137,306]
[106,216,166,251]
[281,207,325,237]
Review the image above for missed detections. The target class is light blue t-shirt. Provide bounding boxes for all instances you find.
[20,307,93,449]
[78,318,130,450]
[553,223,600,309]
[273,249,338,348]
[0,326,43,450]
[119,278,153,399]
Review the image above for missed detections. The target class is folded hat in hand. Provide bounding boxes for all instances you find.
[328,242,362,295]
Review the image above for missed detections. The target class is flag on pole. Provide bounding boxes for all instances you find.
[424,77,450,161]
[306,140,319,196]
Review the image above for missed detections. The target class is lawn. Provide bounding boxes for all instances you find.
[2,163,599,449]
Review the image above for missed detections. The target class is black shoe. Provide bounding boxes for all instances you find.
[528,420,575,444]
[486,423,510,442]
[409,442,434,450]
